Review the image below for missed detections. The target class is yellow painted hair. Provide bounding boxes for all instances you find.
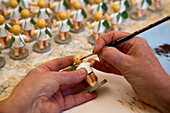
[73,54,79,65]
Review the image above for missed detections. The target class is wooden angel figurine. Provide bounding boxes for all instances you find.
[52,0,70,18]
[72,54,97,87]
[7,0,21,25]
[9,25,27,57]
[87,0,108,15]
[110,0,130,13]
[19,9,36,42]
[53,11,73,42]
[70,0,89,8]
[0,0,9,16]
[131,0,152,19]
[0,15,11,49]
[70,1,87,32]
[34,0,54,9]
[17,0,33,10]
[34,0,53,24]
[86,12,109,41]
[32,19,52,50]
[105,2,128,31]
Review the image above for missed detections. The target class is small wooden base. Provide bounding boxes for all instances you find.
[9,48,29,60]
[54,34,72,44]
[70,25,85,33]
[130,12,146,20]
[33,42,51,53]
[88,35,96,45]
[148,5,163,12]
[0,57,6,68]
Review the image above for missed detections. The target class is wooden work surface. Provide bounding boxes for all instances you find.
[0,0,170,112]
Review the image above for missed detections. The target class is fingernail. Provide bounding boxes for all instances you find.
[102,46,107,52]
[98,47,107,58]
[79,68,87,75]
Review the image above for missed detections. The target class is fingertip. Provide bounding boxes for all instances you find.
[93,31,115,54]
[78,68,87,76]
[82,91,98,100]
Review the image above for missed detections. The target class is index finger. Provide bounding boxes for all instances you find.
[37,56,74,71]
[93,31,130,54]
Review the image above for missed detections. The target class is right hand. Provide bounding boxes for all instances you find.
[92,31,170,113]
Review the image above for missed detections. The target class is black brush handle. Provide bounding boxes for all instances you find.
[107,15,170,47]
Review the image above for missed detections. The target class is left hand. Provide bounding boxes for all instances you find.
[0,56,97,113]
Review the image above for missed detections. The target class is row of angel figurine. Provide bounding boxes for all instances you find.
[0,0,162,58]
[0,0,162,26]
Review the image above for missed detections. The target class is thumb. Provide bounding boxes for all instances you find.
[99,47,133,70]
[56,68,87,86]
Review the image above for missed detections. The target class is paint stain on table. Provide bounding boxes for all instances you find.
[116,96,160,113]
[154,44,170,58]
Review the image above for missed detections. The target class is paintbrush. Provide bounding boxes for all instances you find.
[81,15,170,60]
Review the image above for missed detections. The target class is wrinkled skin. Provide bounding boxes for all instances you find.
[0,56,97,113]
[92,31,170,113]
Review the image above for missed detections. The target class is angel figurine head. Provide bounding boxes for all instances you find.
[21,9,31,19]
[73,54,83,65]
[112,3,121,13]
[58,11,68,20]
[93,12,103,21]
[73,1,82,10]
[38,0,47,8]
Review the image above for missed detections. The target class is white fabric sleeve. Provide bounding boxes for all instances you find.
[35,8,39,13]
[56,21,60,26]
[110,14,114,19]
[19,19,24,24]
[91,22,95,28]
[53,2,57,6]
[47,27,50,31]
[71,11,75,16]
[101,20,105,24]
[9,35,12,40]
[22,35,27,40]
[6,23,10,28]
[47,8,51,13]
[91,5,95,10]
[28,0,31,3]
[7,9,11,14]
[34,29,38,34]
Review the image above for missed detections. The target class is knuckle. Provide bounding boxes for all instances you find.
[139,37,148,44]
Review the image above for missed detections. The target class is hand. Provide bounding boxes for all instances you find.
[92,31,170,113]
[0,56,97,113]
